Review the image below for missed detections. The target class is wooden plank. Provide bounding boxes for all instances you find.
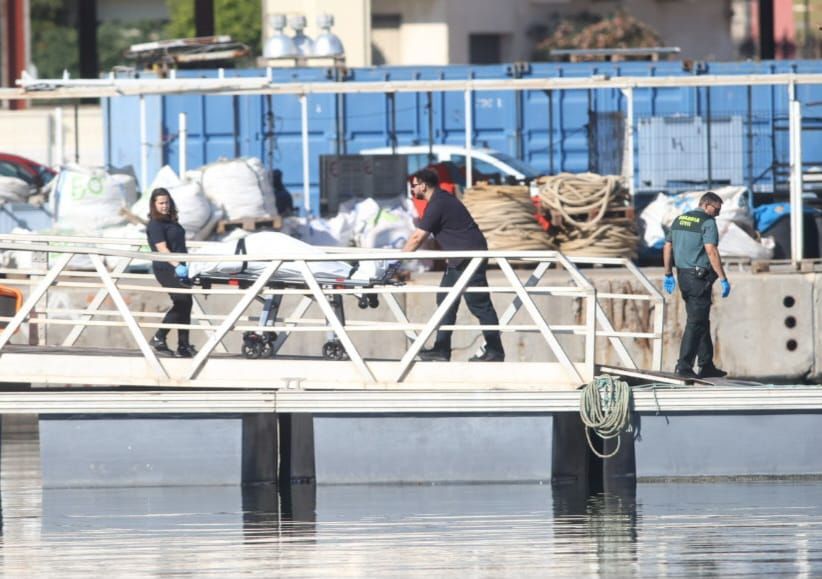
[215,215,283,234]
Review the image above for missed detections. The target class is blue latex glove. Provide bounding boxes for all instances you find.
[663,274,675,295]
[720,278,731,298]
[175,263,189,279]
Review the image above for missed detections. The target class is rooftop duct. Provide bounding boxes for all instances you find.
[263,14,298,59]
[313,14,345,58]
[289,15,315,57]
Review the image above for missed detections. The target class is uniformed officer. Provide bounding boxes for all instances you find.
[402,168,505,362]
[663,192,731,379]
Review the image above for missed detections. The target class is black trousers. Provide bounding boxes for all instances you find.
[153,264,192,347]
[676,268,716,371]
[432,261,504,354]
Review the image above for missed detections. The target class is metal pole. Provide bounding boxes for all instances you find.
[621,87,635,198]
[139,94,148,191]
[54,107,63,166]
[426,91,434,163]
[789,96,804,263]
[464,88,473,189]
[548,90,555,175]
[706,86,713,190]
[388,92,397,154]
[73,103,79,163]
[300,93,310,216]
[746,85,753,192]
[178,112,187,176]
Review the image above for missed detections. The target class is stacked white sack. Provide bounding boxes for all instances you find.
[131,165,217,240]
[0,176,36,203]
[50,165,138,233]
[189,157,277,221]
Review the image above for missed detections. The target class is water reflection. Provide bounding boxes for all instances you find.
[0,481,821,576]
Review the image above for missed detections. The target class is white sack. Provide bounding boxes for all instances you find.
[51,165,138,232]
[639,186,754,250]
[718,221,774,260]
[188,231,388,282]
[193,157,277,220]
[131,180,215,240]
[0,176,35,203]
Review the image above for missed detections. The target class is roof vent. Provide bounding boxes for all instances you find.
[313,14,344,58]
[263,14,298,59]
[289,14,315,56]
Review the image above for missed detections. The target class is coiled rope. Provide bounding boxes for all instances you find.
[579,374,633,459]
[462,185,557,251]
[537,173,639,259]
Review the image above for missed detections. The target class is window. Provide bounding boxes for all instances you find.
[371,14,402,65]
[450,155,506,185]
[469,34,502,64]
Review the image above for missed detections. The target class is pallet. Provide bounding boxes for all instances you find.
[216,215,283,235]
[750,258,822,274]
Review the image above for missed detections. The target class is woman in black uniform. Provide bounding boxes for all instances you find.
[146,188,196,357]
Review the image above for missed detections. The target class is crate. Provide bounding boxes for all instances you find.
[215,215,283,235]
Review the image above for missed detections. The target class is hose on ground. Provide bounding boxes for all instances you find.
[462,185,557,251]
[537,173,639,259]
[579,374,633,459]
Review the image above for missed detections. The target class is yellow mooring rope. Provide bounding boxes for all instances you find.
[579,374,633,459]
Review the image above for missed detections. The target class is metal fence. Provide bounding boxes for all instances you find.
[0,234,664,389]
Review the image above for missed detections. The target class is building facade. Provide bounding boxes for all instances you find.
[261,0,774,67]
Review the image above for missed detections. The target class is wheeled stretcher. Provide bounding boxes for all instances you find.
[187,232,399,359]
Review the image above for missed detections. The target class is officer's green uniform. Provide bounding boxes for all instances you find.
[665,208,719,373]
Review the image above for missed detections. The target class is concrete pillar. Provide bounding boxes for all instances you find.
[601,428,637,493]
[280,480,317,522]
[551,412,592,486]
[551,411,636,491]
[0,413,42,540]
[241,413,278,486]
[278,413,316,485]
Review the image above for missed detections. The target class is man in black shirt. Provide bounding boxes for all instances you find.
[402,168,505,362]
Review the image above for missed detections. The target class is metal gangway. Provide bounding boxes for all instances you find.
[0,234,664,407]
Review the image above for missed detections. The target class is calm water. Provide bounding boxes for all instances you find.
[1,482,822,576]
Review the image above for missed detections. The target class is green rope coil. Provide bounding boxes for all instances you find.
[579,374,633,459]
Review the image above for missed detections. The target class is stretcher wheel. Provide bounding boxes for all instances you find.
[261,332,277,358]
[322,340,348,361]
[368,295,379,308]
[358,296,369,309]
[242,331,265,359]
[242,343,262,359]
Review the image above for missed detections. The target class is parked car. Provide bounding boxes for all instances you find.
[358,145,541,186]
[0,153,56,189]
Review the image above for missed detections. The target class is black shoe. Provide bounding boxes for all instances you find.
[176,344,198,358]
[698,364,727,379]
[469,350,505,362]
[418,347,450,362]
[675,366,698,379]
[150,335,172,354]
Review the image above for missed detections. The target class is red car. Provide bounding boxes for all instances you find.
[0,153,56,189]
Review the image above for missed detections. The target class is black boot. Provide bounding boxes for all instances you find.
[176,344,198,358]
[150,335,172,354]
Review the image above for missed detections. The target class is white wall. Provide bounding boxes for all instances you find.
[369,0,736,65]
[0,105,104,168]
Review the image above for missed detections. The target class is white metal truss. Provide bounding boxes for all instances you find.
[0,235,665,390]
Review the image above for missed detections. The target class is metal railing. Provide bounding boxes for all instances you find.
[0,234,664,388]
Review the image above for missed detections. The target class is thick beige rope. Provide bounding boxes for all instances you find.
[462,185,557,251]
[537,173,639,258]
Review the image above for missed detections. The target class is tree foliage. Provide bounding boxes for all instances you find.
[533,10,662,61]
[164,0,262,56]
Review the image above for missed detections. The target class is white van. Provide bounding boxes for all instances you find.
[358,145,540,186]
